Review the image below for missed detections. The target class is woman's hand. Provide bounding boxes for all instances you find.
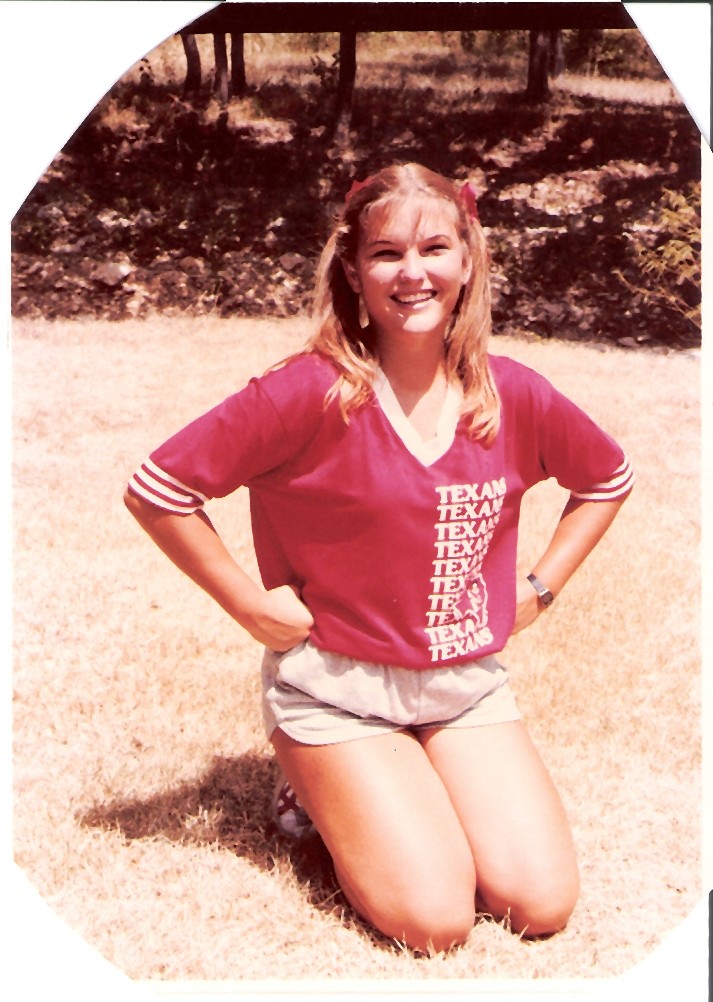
[247,584,314,651]
[511,576,542,635]
[510,494,631,637]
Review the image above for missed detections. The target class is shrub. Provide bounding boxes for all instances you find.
[616,183,701,338]
[562,28,667,80]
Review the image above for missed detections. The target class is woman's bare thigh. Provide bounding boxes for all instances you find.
[270,726,477,952]
[418,720,580,935]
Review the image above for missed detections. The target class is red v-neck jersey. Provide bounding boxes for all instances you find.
[129,352,633,669]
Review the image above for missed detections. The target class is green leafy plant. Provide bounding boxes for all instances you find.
[616,183,701,336]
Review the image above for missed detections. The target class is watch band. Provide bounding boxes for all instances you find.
[527,573,555,607]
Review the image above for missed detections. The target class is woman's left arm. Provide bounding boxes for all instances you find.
[512,493,630,634]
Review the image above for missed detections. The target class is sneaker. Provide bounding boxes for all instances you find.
[272,772,314,839]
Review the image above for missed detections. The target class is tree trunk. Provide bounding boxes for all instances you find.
[230,32,248,96]
[526,29,551,100]
[213,32,229,102]
[332,30,357,142]
[548,30,564,79]
[181,33,201,96]
[460,30,476,53]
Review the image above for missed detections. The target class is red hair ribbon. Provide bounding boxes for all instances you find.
[460,181,479,222]
[345,175,373,206]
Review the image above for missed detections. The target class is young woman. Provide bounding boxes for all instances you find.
[125,163,633,954]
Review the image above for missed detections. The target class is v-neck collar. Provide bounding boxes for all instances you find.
[373,367,463,467]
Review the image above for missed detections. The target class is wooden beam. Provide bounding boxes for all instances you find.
[178,2,635,35]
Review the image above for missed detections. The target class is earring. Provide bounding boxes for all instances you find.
[358,295,369,329]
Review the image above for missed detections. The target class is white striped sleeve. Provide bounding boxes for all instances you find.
[570,457,635,502]
[127,457,209,514]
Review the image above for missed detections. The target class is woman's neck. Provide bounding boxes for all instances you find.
[376,334,448,395]
[376,335,450,440]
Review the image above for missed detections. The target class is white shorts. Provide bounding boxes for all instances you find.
[261,640,521,746]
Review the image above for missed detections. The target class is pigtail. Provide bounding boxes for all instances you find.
[446,207,501,444]
[307,231,378,418]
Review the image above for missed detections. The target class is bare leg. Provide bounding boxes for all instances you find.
[270,727,476,953]
[418,720,580,936]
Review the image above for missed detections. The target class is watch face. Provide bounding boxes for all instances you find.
[527,574,554,606]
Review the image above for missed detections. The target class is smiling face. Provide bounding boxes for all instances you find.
[343,196,472,349]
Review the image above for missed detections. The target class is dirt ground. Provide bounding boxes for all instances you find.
[11,34,701,350]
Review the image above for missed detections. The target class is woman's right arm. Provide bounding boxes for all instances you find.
[123,489,314,651]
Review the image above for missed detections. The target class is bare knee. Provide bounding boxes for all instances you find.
[337,864,475,953]
[397,895,475,954]
[509,892,578,937]
[483,873,580,938]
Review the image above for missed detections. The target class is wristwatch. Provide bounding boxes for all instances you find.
[527,573,555,608]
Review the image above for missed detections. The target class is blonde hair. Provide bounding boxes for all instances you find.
[307,162,501,443]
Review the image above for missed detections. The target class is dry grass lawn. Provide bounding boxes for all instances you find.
[11,316,701,985]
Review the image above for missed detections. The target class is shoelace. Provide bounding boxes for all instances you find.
[274,779,313,838]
